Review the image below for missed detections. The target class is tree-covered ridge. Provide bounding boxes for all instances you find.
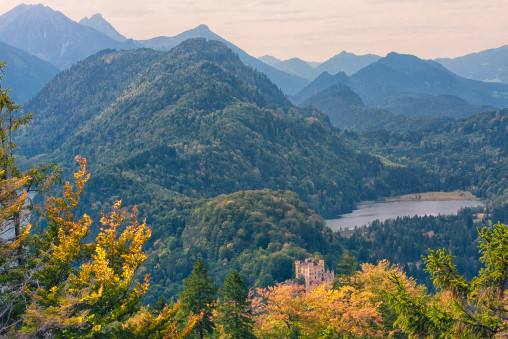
[355,108,508,205]
[302,84,453,131]
[18,38,429,220]
[19,48,166,156]
[143,189,342,302]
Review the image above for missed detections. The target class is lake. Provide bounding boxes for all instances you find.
[326,199,484,231]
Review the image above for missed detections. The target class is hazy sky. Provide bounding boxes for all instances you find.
[2,0,508,61]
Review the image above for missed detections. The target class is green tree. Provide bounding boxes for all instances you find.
[179,258,217,339]
[388,222,508,338]
[214,271,255,339]
[337,250,358,277]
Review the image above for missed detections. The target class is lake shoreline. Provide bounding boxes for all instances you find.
[382,190,480,203]
[326,192,483,232]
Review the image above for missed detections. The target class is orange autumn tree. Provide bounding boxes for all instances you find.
[345,260,428,337]
[17,157,199,338]
[252,281,384,338]
[252,283,308,338]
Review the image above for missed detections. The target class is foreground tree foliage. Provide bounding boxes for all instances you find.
[389,222,508,338]
[179,258,217,339]
[0,61,60,334]
[213,271,255,339]
[252,281,384,338]
[11,157,199,338]
[0,64,198,337]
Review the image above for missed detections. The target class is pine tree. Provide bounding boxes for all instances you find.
[214,271,255,339]
[179,258,217,339]
[388,222,508,337]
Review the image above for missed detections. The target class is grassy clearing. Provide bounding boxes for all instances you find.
[384,190,480,202]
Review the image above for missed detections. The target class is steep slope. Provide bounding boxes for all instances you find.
[19,39,396,219]
[0,41,59,103]
[351,52,508,108]
[19,48,166,156]
[436,45,508,84]
[136,25,309,95]
[0,4,135,69]
[79,13,128,42]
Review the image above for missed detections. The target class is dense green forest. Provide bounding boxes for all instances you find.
[13,39,506,301]
[17,38,445,224]
[351,109,508,205]
[344,208,486,289]
[142,189,342,301]
[3,37,508,337]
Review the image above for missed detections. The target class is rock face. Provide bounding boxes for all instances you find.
[0,4,134,69]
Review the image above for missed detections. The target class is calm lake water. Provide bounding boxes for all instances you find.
[326,199,484,231]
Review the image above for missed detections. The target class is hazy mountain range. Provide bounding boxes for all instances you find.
[0,4,135,69]
[262,51,382,81]
[0,2,507,120]
[293,52,508,125]
[0,41,59,102]
[0,4,307,96]
[79,13,128,42]
[436,45,508,83]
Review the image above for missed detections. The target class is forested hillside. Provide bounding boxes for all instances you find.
[19,39,435,221]
[13,39,460,303]
[1,1,508,335]
[354,109,508,206]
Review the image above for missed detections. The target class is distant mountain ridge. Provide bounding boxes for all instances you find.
[436,44,508,84]
[0,4,135,69]
[134,24,309,95]
[260,51,381,81]
[351,52,508,108]
[313,51,381,77]
[0,41,59,103]
[295,52,508,111]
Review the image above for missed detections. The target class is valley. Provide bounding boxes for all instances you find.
[0,2,507,337]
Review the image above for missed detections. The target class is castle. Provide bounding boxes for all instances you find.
[295,258,335,289]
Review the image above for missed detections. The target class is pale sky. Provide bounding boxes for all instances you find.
[2,0,508,62]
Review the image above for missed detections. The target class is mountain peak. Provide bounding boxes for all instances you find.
[0,4,130,69]
[79,13,127,42]
[1,3,63,21]
[194,24,211,32]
